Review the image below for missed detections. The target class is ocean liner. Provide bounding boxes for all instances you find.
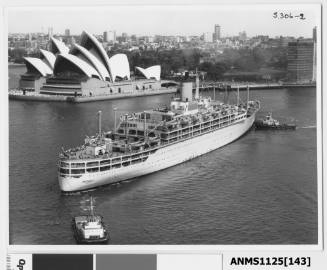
[58,82,260,192]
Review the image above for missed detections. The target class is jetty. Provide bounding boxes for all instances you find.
[9,87,177,103]
[195,81,316,92]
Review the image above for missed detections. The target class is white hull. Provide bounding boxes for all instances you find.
[59,113,255,192]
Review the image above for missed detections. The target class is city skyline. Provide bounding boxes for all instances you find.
[8,4,320,38]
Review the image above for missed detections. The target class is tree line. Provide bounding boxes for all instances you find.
[110,46,287,80]
[9,45,287,81]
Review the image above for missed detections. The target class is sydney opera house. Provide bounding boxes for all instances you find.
[19,31,168,97]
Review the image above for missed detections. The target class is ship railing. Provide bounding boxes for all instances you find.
[161,111,245,135]
[58,143,160,176]
[160,113,246,142]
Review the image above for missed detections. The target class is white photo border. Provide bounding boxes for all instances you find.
[1,0,325,265]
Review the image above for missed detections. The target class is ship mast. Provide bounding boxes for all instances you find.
[246,85,250,111]
[237,86,240,105]
[195,69,199,100]
[90,196,95,216]
[98,111,102,137]
[213,84,216,101]
[113,107,117,132]
[144,111,147,141]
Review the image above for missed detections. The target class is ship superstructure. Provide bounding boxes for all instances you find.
[58,82,260,192]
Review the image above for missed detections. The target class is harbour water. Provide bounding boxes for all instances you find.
[9,66,318,244]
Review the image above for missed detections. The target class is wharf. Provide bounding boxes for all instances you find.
[230,83,284,90]
[9,87,177,103]
[282,82,316,88]
[197,82,316,91]
[198,83,283,91]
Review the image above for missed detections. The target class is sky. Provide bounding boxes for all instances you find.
[7,4,320,38]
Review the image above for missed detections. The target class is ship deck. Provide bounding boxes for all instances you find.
[60,110,255,163]
[58,100,260,182]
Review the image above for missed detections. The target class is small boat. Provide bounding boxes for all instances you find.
[72,196,109,244]
[254,113,296,130]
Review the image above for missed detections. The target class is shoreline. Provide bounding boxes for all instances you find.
[9,88,177,103]
[198,82,316,91]
[8,63,26,67]
[8,82,315,103]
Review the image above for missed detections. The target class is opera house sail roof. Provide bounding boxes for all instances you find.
[79,31,111,80]
[40,49,56,70]
[20,30,162,83]
[70,44,110,81]
[108,54,130,82]
[17,30,173,99]
[136,65,161,81]
[24,57,53,77]
[50,37,69,55]
[54,54,101,79]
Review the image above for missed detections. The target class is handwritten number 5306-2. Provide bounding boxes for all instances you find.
[273,12,305,20]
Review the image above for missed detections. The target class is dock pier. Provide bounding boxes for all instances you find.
[9,87,177,103]
[195,81,315,92]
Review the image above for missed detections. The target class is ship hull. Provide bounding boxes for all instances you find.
[59,113,256,192]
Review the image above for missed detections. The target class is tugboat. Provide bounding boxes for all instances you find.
[72,196,109,244]
[254,113,296,130]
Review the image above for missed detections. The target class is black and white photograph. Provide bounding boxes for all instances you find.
[7,4,321,245]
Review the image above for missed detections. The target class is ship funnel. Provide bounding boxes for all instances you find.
[181,82,193,102]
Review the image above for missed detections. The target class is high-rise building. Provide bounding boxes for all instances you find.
[104,30,116,43]
[103,31,108,42]
[131,34,138,43]
[239,31,247,41]
[214,24,221,41]
[48,27,53,41]
[279,36,296,47]
[65,29,70,36]
[312,27,317,82]
[203,32,213,43]
[287,40,314,83]
[313,26,317,42]
[121,32,128,42]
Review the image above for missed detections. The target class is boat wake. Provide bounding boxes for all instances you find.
[62,188,97,196]
[62,191,82,196]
